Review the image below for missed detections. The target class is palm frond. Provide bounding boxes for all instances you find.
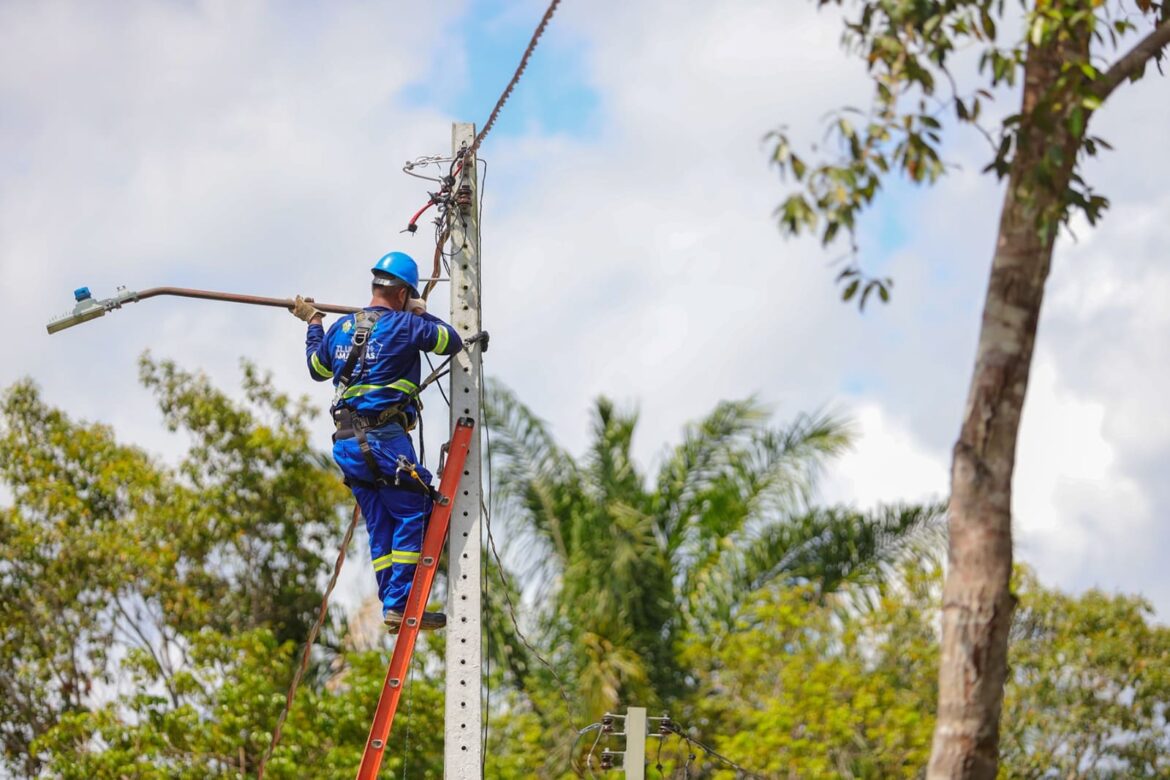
[586,397,644,508]
[484,380,581,578]
[652,398,770,549]
[667,408,854,594]
[692,502,946,631]
[485,379,575,498]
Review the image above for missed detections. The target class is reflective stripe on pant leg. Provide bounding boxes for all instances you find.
[384,510,427,610]
[381,480,433,611]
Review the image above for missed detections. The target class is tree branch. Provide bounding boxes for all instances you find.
[1092,18,1170,102]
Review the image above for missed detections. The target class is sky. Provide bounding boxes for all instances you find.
[2,0,1168,618]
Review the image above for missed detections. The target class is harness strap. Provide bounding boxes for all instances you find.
[332,407,437,500]
[331,309,384,409]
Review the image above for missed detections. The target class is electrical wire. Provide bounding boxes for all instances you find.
[468,145,581,751]
[424,352,452,409]
[583,723,605,778]
[466,0,563,159]
[477,153,491,780]
[484,486,578,724]
[478,342,581,751]
[664,723,766,779]
[568,723,602,776]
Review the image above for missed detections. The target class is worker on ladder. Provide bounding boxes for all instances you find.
[291,251,463,633]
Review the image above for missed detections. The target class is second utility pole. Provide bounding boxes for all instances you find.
[444,121,484,777]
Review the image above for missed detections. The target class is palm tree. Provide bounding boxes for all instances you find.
[482,381,942,721]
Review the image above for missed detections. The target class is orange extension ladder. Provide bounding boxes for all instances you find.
[355,416,475,780]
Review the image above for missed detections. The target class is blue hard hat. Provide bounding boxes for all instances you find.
[371,251,420,297]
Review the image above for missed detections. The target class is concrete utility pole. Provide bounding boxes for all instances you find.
[624,706,647,780]
[444,122,484,777]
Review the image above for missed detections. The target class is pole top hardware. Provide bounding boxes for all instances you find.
[465,330,489,352]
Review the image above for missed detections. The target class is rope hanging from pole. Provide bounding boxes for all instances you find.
[256,504,363,778]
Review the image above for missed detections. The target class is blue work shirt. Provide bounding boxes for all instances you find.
[305,306,462,416]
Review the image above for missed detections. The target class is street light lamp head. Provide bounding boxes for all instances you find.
[46,289,107,334]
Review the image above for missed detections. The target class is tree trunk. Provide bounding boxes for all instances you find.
[927,10,1088,778]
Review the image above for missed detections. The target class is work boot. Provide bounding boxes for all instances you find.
[384,609,447,634]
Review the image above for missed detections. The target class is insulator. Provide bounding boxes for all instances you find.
[456,184,473,213]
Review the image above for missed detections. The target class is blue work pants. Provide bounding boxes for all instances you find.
[333,424,433,613]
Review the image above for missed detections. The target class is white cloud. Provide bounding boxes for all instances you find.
[1015,355,1151,587]
[822,403,949,509]
[2,0,1170,620]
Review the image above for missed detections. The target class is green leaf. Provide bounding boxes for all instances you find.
[1029,16,1045,47]
[792,154,807,181]
[842,279,860,301]
[981,10,997,39]
[860,281,875,310]
[823,221,841,246]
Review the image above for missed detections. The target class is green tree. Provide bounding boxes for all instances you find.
[684,564,1170,780]
[33,629,446,779]
[1000,569,1170,778]
[0,357,351,775]
[484,380,943,726]
[769,2,1170,775]
[687,565,941,779]
[6,365,1166,778]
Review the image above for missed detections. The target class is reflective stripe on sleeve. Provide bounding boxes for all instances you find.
[311,353,333,378]
[433,326,449,354]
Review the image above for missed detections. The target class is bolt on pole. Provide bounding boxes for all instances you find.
[444,122,484,778]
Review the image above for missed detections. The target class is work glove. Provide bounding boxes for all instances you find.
[406,297,427,316]
[291,295,324,322]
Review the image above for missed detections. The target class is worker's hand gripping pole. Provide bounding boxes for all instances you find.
[355,417,476,780]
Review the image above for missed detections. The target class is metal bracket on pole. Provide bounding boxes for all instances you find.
[444,122,484,778]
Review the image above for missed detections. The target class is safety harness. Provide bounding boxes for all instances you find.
[330,309,434,498]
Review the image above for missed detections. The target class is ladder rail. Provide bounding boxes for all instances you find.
[355,417,476,780]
